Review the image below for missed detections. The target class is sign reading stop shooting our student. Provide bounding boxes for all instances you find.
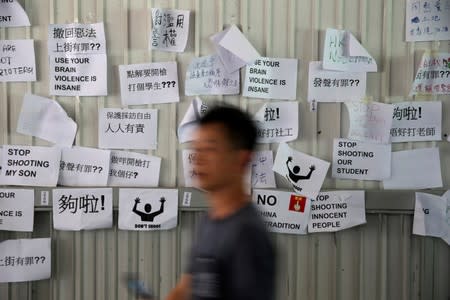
[98,108,158,150]
[253,189,310,235]
[243,57,298,100]
[119,61,179,105]
[0,145,60,187]
[48,22,107,96]
[0,40,36,82]
[332,139,391,180]
[391,101,442,143]
[308,191,366,233]
[119,189,178,231]
[53,188,113,231]
[0,238,51,283]
[0,189,34,232]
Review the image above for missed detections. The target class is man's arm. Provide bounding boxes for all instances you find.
[165,274,191,300]
[150,197,166,219]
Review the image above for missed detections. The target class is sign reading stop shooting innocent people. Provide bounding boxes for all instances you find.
[0,145,60,187]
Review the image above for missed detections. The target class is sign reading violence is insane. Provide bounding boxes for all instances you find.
[52,188,113,230]
[0,145,60,186]
[0,238,51,283]
[119,189,178,231]
[0,189,34,232]
[253,189,311,235]
[48,22,107,96]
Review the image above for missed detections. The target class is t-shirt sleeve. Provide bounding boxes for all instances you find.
[228,223,276,300]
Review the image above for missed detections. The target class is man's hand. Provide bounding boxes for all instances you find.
[135,197,141,203]
[160,197,166,203]
[287,156,293,163]
[309,165,315,171]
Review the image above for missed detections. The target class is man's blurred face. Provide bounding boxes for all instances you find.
[191,123,244,192]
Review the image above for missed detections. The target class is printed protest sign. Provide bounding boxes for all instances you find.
[251,150,276,189]
[0,189,34,232]
[150,8,190,52]
[119,62,180,105]
[108,150,161,187]
[413,192,447,237]
[254,101,299,144]
[406,0,450,41]
[119,61,179,105]
[323,28,377,72]
[48,22,107,96]
[243,57,298,100]
[53,188,113,230]
[410,52,450,95]
[273,143,330,198]
[383,147,442,189]
[119,189,178,231]
[253,189,310,235]
[17,93,77,147]
[0,0,30,27]
[332,139,391,180]
[346,101,394,144]
[185,54,239,96]
[391,101,442,142]
[177,97,208,143]
[0,145,60,186]
[58,146,110,186]
[0,40,35,81]
[308,191,365,233]
[308,61,366,102]
[98,108,158,150]
[210,25,260,74]
[0,238,51,283]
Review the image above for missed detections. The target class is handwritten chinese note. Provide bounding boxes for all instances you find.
[150,8,190,52]
[406,0,450,41]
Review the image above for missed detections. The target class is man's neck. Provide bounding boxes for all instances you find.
[207,184,249,220]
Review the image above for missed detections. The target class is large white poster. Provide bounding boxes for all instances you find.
[119,189,178,231]
[0,238,51,283]
[53,188,113,231]
[308,191,366,233]
[0,189,34,232]
[253,189,310,235]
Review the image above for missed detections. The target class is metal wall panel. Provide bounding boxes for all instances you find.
[0,0,449,299]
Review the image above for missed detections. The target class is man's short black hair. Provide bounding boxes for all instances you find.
[198,104,257,151]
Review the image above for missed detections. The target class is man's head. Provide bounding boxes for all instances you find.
[192,105,257,192]
[144,204,152,213]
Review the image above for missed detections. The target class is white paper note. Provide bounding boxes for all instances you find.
[323,28,377,72]
[0,0,30,27]
[253,189,311,235]
[0,40,35,82]
[391,101,442,142]
[58,146,110,186]
[119,61,179,105]
[182,149,198,188]
[243,57,298,100]
[17,94,77,147]
[383,148,443,189]
[185,54,240,96]
[210,25,260,74]
[413,192,447,237]
[98,108,158,150]
[53,188,113,230]
[410,52,450,96]
[308,190,366,233]
[150,8,190,52]
[346,101,394,144]
[307,61,366,102]
[332,138,391,180]
[406,0,450,42]
[0,238,51,283]
[254,101,299,144]
[273,143,330,199]
[177,97,208,144]
[119,189,178,231]
[0,189,34,232]
[251,150,276,189]
[0,145,60,187]
[108,150,161,187]
[441,190,450,245]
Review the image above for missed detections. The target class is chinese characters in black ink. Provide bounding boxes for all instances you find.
[58,194,105,214]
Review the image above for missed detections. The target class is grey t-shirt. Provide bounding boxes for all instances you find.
[187,202,275,300]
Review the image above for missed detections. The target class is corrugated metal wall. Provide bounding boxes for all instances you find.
[0,0,449,299]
